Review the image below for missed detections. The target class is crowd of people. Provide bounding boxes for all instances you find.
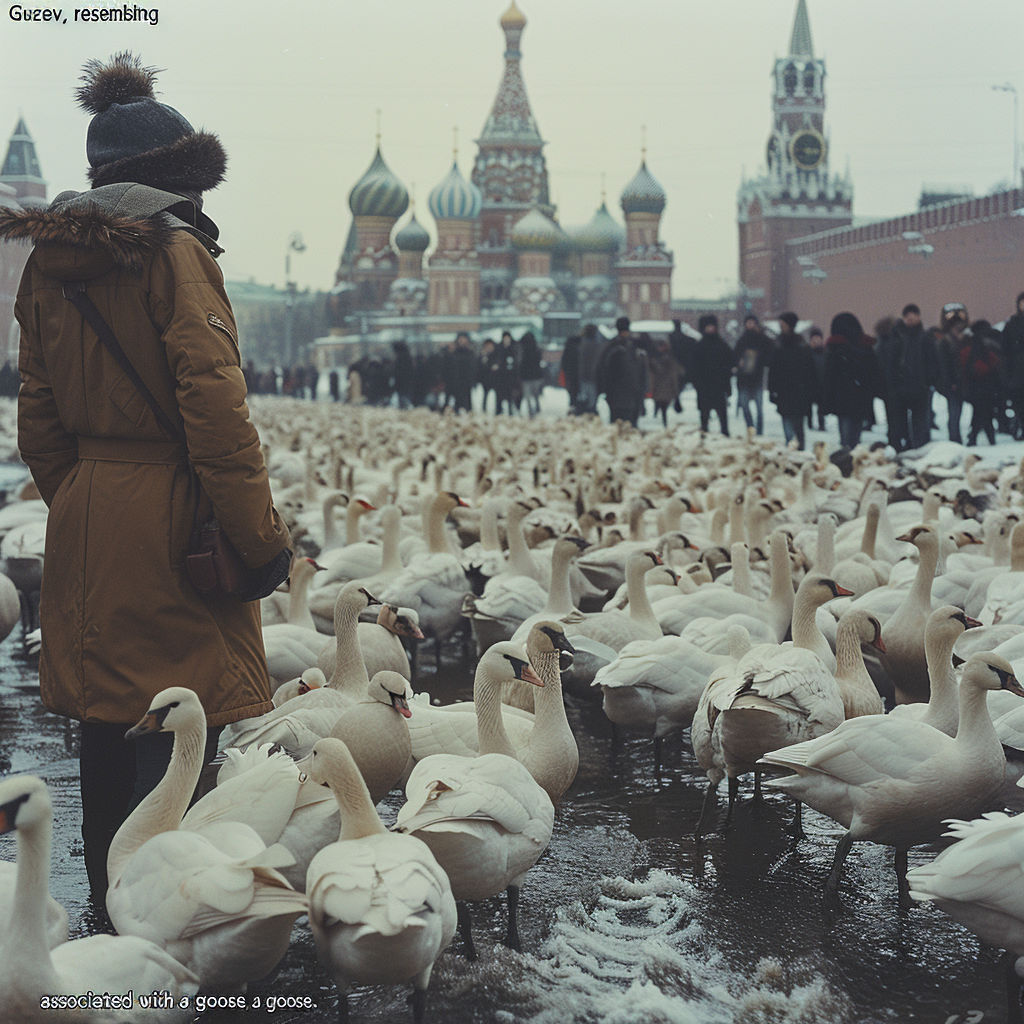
[239,293,1024,453]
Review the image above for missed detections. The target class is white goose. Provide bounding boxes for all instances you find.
[0,775,198,1022]
[762,653,1024,907]
[831,608,886,719]
[691,574,849,830]
[220,582,380,751]
[306,738,456,1024]
[908,810,1024,1023]
[106,689,309,992]
[379,492,472,644]
[394,643,554,959]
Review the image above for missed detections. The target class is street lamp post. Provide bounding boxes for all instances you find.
[993,83,1019,188]
[283,232,306,368]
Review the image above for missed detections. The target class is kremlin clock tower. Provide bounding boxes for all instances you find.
[737,0,853,319]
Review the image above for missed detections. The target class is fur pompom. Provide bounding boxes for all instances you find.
[76,52,159,114]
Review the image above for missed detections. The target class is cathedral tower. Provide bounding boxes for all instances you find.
[1,117,46,204]
[737,0,852,318]
[427,160,482,323]
[616,158,673,321]
[472,2,554,311]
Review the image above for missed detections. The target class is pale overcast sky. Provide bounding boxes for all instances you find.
[2,0,1021,299]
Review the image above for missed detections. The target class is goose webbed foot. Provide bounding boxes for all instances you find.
[457,902,476,961]
[504,885,521,951]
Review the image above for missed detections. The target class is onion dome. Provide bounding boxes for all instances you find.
[428,162,482,221]
[500,0,526,31]
[510,208,563,250]
[348,147,409,219]
[576,201,625,252]
[620,161,666,215]
[394,212,430,252]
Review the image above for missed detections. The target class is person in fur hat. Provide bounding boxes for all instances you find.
[0,53,291,900]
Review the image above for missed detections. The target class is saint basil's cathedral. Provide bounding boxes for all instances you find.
[328,1,675,338]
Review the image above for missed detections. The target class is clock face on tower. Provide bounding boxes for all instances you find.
[790,129,826,170]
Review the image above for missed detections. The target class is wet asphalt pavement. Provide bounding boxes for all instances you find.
[0,622,1012,1024]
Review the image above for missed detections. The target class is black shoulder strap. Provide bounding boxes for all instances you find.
[62,280,184,442]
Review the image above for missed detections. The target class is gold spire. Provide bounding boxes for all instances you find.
[500,0,526,30]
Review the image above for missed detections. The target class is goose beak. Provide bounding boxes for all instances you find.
[834,583,855,597]
[403,622,426,640]
[391,693,412,718]
[520,663,545,688]
[963,614,983,629]
[125,712,161,741]
[1000,671,1024,699]
[872,635,887,653]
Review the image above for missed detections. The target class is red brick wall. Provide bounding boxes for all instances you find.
[784,189,1024,332]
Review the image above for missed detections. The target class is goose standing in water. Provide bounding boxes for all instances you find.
[306,738,456,1024]
[395,643,554,960]
[761,653,1024,907]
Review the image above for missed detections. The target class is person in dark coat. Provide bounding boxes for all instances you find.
[879,304,937,451]
[560,334,580,411]
[576,323,603,414]
[445,332,476,412]
[1003,292,1024,438]
[768,328,816,449]
[821,312,880,449]
[391,340,414,409]
[597,317,645,426]
[690,313,734,435]
[734,313,774,434]
[961,320,1002,445]
[807,326,827,431]
[648,339,683,427]
[935,303,970,443]
[518,331,544,417]
[494,331,520,415]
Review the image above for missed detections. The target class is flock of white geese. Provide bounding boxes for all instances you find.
[3,397,1024,1020]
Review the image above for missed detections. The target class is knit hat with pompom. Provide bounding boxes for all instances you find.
[76,52,226,195]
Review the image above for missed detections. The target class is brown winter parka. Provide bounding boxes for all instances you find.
[1,183,289,726]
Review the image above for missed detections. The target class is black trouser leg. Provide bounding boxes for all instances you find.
[716,399,729,437]
[80,722,137,899]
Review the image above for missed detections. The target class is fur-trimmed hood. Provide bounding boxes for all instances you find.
[0,182,222,275]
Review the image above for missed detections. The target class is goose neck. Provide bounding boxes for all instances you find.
[11,811,55,963]
[834,620,866,679]
[530,649,568,728]
[791,589,826,652]
[474,669,518,759]
[544,547,575,616]
[330,764,387,842]
[380,508,403,572]
[625,560,658,628]
[816,518,835,574]
[730,545,752,597]
[768,536,796,628]
[107,718,205,882]
[911,536,939,602]
[287,565,315,627]
[481,502,502,552]
[506,512,537,577]
[922,624,961,724]
[955,679,999,750]
[860,507,880,559]
[427,499,450,555]
[345,504,364,546]
[330,597,370,693]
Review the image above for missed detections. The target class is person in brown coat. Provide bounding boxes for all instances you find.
[0,53,291,899]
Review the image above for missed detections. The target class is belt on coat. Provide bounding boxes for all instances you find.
[77,436,189,465]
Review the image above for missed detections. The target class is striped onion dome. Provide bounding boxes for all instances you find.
[348,147,409,219]
[428,162,482,221]
[576,201,625,252]
[510,208,563,250]
[620,160,666,215]
[394,212,430,252]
